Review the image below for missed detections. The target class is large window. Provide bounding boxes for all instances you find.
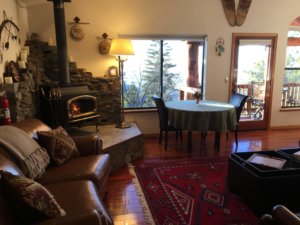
[282,30,300,108]
[122,36,206,109]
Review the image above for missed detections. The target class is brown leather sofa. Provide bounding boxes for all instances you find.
[261,205,300,225]
[0,119,113,225]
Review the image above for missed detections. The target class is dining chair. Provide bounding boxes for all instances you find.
[227,92,248,147]
[152,95,182,150]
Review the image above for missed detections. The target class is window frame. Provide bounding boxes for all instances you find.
[281,29,300,108]
[119,34,207,110]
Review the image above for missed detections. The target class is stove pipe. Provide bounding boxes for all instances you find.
[49,0,70,84]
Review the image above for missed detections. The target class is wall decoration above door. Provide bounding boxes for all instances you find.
[221,0,252,26]
[221,0,236,26]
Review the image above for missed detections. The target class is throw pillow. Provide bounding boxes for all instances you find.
[37,126,80,166]
[0,170,66,224]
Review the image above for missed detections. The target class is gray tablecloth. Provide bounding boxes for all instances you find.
[166,100,237,132]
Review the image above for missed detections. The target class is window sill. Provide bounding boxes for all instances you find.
[125,108,157,113]
[280,107,300,112]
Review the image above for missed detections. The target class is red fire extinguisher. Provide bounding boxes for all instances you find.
[1,96,11,125]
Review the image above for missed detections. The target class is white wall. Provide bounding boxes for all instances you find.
[0,0,28,78]
[23,0,300,133]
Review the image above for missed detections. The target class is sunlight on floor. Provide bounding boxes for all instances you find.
[237,140,263,152]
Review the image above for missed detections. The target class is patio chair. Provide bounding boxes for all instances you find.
[152,95,183,150]
[227,92,248,147]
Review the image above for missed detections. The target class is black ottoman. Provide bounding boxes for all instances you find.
[228,149,300,216]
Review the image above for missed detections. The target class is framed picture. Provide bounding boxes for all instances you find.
[108,66,118,76]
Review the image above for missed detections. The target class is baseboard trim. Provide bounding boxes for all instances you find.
[142,133,159,138]
[142,131,210,138]
[270,125,300,130]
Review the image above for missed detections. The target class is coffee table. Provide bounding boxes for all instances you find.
[228,149,300,215]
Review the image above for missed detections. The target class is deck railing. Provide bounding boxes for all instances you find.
[236,82,300,107]
[179,82,300,109]
[282,83,300,107]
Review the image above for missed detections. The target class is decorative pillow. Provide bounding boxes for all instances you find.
[0,170,66,224]
[37,126,80,166]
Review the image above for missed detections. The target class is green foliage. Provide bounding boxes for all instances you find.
[243,59,265,83]
[284,47,300,84]
[124,72,146,108]
[160,42,180,101]
[124,40,180,108]
[284,70,300,83]
[142,40,161,107]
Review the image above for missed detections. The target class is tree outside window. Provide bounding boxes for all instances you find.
[123,39,205,109]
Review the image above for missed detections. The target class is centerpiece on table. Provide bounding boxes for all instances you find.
[194,91,202,104]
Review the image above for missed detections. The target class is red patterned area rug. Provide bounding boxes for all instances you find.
[129,157,260,225]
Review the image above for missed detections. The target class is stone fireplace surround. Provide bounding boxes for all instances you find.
[2,39,121,127]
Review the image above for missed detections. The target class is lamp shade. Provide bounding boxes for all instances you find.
[109,39,135,56]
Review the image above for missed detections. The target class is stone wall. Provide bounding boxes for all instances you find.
[88,77,120,125]
[0,65,39,122]
[1,80,38,122]
[2,38,121,125]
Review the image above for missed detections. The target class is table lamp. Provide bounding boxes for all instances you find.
[109,38,134,128]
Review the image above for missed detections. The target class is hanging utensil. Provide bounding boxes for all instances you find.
[0,50,3,64]
[0,11,20,47]
[4,26,17,40]
[4,17,12,50]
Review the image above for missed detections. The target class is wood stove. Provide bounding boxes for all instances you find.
[38,1,100,130]
[39,84,100,130]
[67,95,97,120]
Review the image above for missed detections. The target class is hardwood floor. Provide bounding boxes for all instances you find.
[103,129,300,225]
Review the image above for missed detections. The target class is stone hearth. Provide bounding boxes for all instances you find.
[67,123,143,171]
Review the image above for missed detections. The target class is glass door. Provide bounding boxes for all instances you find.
[230,34,277,130]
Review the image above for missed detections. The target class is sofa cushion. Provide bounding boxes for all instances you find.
[0,171,66,224]
[12,118,51,139]
[44,180,113,225]
[37,126,79,166]
[37,154,111,196]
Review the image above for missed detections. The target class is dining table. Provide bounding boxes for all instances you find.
[165,100,237,150]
